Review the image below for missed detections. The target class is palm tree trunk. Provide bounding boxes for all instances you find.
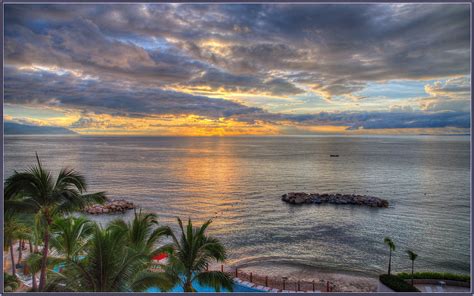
[18,239,23,264]
[184,281,194,292]
[184,275,194,292]
[39,220,50,291]
[29,239,33,253]
[387,250,391,275]
[32,273,37,291]
[9,239,16,275]
[411,260,414,286]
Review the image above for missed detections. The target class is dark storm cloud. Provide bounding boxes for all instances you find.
[188,68,304,96]
[4,3,471,132]
[297,111,471,130]
[260,111,469,130]
[6,4,470,92]
[4,67,265,119]
[5,66,470,130]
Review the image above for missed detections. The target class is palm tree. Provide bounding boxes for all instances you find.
[25,252,42,291]
[16,225,33,267]
[109,210,172,256]
[45,221,173,292]
[4,211,26,275]
[50,216,93,260]
[384,237,396,275]
[4,153,107,291]
[163,218,233,292]
[406,250,418,286]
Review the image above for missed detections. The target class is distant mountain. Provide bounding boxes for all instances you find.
[4,122,77,135]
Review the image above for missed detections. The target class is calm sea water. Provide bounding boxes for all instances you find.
[3,135,470,277]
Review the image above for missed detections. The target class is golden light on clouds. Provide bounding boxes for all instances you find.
[69,113,280,136]
[293,125,351,134]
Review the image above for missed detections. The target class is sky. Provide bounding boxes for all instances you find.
[4,3,472,136]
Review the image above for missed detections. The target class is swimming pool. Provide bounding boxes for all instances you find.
[145,281,263,293]
[54,262,263,292]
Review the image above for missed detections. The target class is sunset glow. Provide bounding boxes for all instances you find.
[4,4,471,136]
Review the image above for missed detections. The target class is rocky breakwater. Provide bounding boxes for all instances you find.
[282,192,389,208]
[83,199,136,214]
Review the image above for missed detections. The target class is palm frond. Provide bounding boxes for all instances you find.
[55,167,87,193]
[194,271,234,292]
[130,270,176,292]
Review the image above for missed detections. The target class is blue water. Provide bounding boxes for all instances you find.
[53,262,261,292]
[5,135,470,280]
[146,283,262,293]
[53,264,64,273]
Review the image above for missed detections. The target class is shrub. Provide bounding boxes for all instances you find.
[397,272,470,283]
[4,272,20,291]
[379,274,420,292]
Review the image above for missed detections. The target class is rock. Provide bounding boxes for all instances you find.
[82,199,136,215]
[281,192,389,208]
[294,196,306,204]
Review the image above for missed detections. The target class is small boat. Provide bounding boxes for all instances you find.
[330,154,339,157]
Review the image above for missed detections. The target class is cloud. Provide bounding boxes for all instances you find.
[186,68,304,96]
[4,3,471,135]
[310,79,366,101]
[5,3,470,101]
[424,77,470,98]
[6,64,470,132]
[417,76,471,112]
[4,66,267,120]
[343,111,470,130]
[283,111,470,130]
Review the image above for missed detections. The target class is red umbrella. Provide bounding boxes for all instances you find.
[152,253,168,261]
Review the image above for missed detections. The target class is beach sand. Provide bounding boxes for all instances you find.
[232,262,378,292]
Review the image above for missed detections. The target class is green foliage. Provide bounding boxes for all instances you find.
[406,250,418,261]
[163,218,233,292]
[4,211,29,249]
[4,272,20,291]
[397,272,470,283]
[4,154,107,217]
[108,210,171,256]
[379,274,420,292]
[45,215,174,292]
[384,237,395,251]
[4,157,232,293]
[4,153,107,291]
[50,216,94,259]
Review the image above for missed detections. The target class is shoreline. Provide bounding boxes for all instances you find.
[210,261,379,292]
[236,264,378,292]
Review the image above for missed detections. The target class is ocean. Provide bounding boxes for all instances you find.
[3,135,470,278]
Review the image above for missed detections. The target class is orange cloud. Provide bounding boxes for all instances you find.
[70,113,281,136]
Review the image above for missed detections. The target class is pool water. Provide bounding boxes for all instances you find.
[53,263,65,273]
[146,282,262,293]
[54,262,262,292]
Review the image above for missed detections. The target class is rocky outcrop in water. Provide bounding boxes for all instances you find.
[83,199,135,214]
[282,192,389,208]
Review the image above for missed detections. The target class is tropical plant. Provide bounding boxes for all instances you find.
[397,271,470,283]
[384,237,396,275]
[10,212,36,267]
[50,216,94,260]
[4,210,29,275]
[406,250,418,286]
[16,229,32,267]
[4,272,20,292]
[109,210,172,256]
[25,252,43,291]
[45,219,174,292]
[379,274,420,292]
[4,153,107,291]
[162,218,233,292]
